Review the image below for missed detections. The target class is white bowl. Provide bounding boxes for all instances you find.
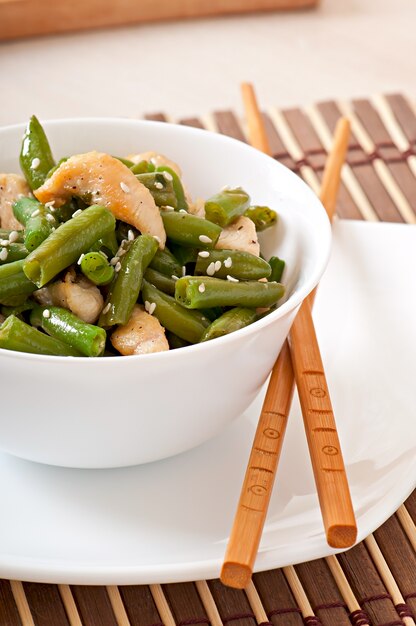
[0,118,331,468]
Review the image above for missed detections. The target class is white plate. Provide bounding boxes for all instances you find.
[1,220,415,585]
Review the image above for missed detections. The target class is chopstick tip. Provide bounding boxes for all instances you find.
[220,562,252,589]
[327,523,357,549]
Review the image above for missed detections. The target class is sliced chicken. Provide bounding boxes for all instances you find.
[111,304,169,356]
[215,216,260,256]
[126,151,181,177]
[34,269,103,324]
[0,173,29,230]
[34,151,166,248]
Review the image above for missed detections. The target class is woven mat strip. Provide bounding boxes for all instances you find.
[0,94,415,626]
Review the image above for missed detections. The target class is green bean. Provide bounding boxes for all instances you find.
[169,243,198,266]
[80,252,114,285]
[195,249,271,280]
[175,276,285,309]
[141,280,209,344]
[149,247,182,278]
[0,315,82,357]
[161,211,222,249]
[0,259,37,306]
[144,267,176,295]
[91,230,119,257]
[166,331,191,350]
[23,205,116,287]
[13,197,57,251]
[99,234,158,327]
[200,307,257,342]
[0,243,28,265]
[114,156,134,168]
[1,300,35,318]
[156,166,188,212]
[31,306,106,357]
[268,256,285,283]
[204,188,250,227]
[0,229,24,243]
[245,205,278,231]
[130,160,155,174]
[20,115,55,190]
[136,172,177,208]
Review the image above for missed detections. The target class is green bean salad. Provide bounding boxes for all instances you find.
[0,116,285,357]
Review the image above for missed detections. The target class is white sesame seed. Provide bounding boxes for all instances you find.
[101,251,108,259]
[163,205,175,212]
[120,181,130,193]
[227,275,239,282]
[127,229,135,241]
[224,257,233,268]
[102,303,111,315]
[110,256,119,266]
[77,253,85,265]
[115,262,122,272]
[154,181,164,190]
[42,309,51,319]
[31,157,40,169]
[31,209,40,218]
[144,300,150,312]
[199,235,212,244]
[0,239,9,247]
[118,248,126,256]
[198,251,210,258]
[8,231,19,243]
[214,260,222,272]
[45,213,55,223]
[72,209,82,218]
[179,209,187,214]
[148,302,156,315]
[0,248,8,261]
[206,262,216,276]
[198,283,206,293]
[150,157,157,165]
[163,171,173,181]
[153,235,161,243]
[171,275,179,281]
[44,201,55,209]
[182,265,186,277]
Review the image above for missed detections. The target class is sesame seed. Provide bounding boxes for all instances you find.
[110,256,119,266]
[163,171,173,182]
[44,201,55,209]
[206,262,216,276]
[154,181,164,190]
[45,213,55,223]
[198,251,210,258]
[182,265,186,277]
[9,231,19,243]
[227,275,239,282]
[115,262,122,272]
[150,157,157,165]
[77,253,85,265]
[198,283,206,293]
[171,275,179,281]
[153,235,161,243]
[214,260,222,272]
[144,300,150,312]
[179,209,187,214]
[163,205,175,212]
[102,303,111,315]
[224,257,232,268]
[42,309,51,319]
[0,248,8,261]
[199,235,212,244]
[127,229,135,241]
[0,239,9,247]
[148,302,156,315]
[118,248,126,256]
[72,209,82,218]
[31,209,40,218]
[120,181,130,193]
[31,157,40,169]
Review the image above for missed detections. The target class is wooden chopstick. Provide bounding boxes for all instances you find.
[220,83,356,589]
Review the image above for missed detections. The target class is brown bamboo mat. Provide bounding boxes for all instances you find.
[1,93,416,626]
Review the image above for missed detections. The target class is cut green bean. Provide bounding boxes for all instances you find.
[0,315,82,356]
[136,172,177,208]
[99,234,158,327]
[31,306,106,357]
[130,160,155,174]
[20,115,55,190]
[149,247,182,278]
[268,256,285,283]
[1,300,35,318]
[23,205,116,287]
[142,280,210,344]
[144,267,176,295]
[166,331,191,350]
[169,244,198,267]
[80,252,114,285]
[204,188,250,227]
[161,211,222,248]
[195,249,271,280]
[114,156,134,168]
[175,276,285,309]
[0,259,37,306]
[156,166,188,212]
[244,205,278,231]
[13,196,57,251]
[0,243,28,265]
[90,230,119,257]
[200,307,257,342]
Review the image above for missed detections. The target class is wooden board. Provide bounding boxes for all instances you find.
[0,0,319,41]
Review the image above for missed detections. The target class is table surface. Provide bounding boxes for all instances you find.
[1,0,415,126]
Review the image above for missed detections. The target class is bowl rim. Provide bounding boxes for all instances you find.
[0,117,332,364]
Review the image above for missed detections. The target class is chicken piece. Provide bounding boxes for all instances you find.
[34,269,103,323]
[126,151,182,178]
[215,216,260,256]
[111,304,169,356]
[0,173,29,230]
[34,151,166,248]
[188,197,205,218]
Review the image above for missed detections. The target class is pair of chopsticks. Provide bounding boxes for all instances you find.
[220,84,357,590]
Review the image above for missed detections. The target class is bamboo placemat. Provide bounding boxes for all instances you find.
[1,93,416,626]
